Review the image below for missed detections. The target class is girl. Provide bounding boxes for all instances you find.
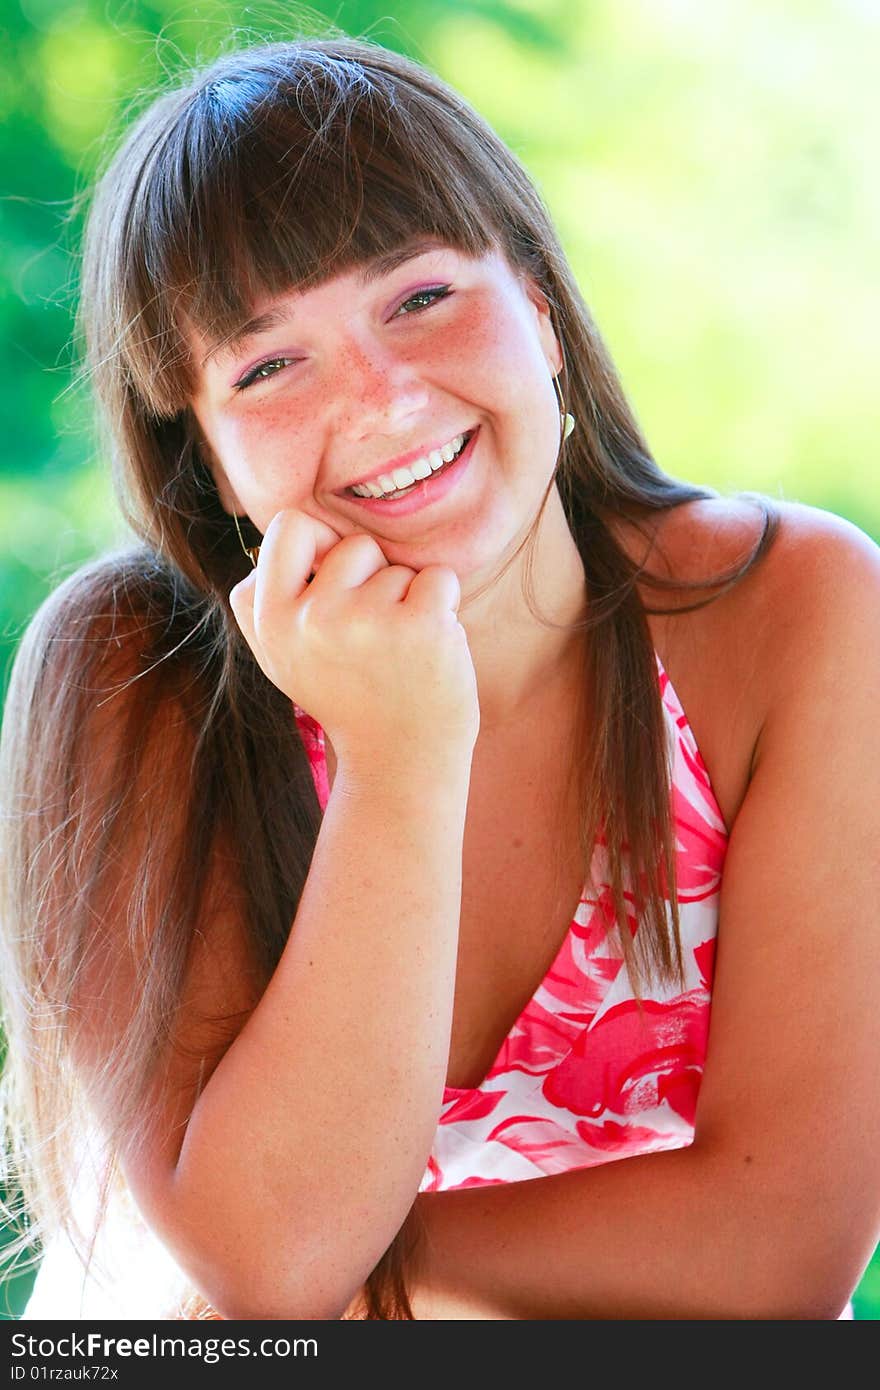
[2,32,878,1320]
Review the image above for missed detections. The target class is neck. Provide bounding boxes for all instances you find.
[457,487,589,734]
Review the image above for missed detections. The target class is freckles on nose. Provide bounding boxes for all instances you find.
[338,343,391,398]
[335,346,421,425]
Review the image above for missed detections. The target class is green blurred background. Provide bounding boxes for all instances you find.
[1,0,877,1319]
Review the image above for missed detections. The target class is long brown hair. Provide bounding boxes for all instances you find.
[0,30,779,1320]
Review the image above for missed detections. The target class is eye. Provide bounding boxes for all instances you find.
[234,356,297,392]
[394,285,453,316]
[233,286,452,391]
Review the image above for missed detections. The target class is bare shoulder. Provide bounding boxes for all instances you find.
[681,494,880,778]
[649,493,880,656]
[750,495,880,585]
[621,495,880,830]
[745,500,880,769]
[738,497,880,680]
[646,491,876,567]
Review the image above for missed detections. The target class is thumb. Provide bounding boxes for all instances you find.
[228,567,257,635]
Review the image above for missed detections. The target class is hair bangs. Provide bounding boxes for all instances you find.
[120,51,498,417]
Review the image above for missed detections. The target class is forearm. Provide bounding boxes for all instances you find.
[410,1142,852,1320]
[171,753,472,1318]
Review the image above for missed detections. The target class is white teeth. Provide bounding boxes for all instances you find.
[349,432,468,498]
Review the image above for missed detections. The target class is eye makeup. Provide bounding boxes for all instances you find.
[231,283,455,392]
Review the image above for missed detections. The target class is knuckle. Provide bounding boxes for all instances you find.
[344,531,384,559]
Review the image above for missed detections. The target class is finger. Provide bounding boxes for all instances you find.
[310,530,391,593]
[228,569,281,687]
[360,563,419,605]
[306,515,347,576]
[229,567,257,638]
[404,564,462,617]
[253,509,341,613]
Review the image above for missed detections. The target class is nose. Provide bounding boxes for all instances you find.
[331,337,430,445]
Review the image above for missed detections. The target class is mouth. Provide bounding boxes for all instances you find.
[342,429,476,499]
[339,427,479,515]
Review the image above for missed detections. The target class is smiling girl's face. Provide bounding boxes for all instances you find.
[187,239,564,583]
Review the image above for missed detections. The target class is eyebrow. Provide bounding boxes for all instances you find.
[200,238,450,369]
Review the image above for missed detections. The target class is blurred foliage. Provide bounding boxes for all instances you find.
[1,0,877,1318]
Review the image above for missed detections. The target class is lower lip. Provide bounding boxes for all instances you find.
[340,428,479,518]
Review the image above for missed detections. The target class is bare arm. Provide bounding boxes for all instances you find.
[117,514,480,1319]
[63,595,471,1322]
[152,752,471,1319]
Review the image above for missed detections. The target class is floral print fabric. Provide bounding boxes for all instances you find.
[293,650,728,1193]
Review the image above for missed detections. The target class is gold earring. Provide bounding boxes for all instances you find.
[232,512,261,568]
[552,371,575,441]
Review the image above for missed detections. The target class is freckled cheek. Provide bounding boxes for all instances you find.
[432,306,545,414]
[448,303,561,478]
[213,410,319,500]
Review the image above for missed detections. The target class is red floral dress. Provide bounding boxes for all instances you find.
[293,650,727,1194]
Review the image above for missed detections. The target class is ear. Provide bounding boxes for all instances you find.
[521,276,563,377]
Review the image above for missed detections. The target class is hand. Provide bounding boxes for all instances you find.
[229,510,480,767]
